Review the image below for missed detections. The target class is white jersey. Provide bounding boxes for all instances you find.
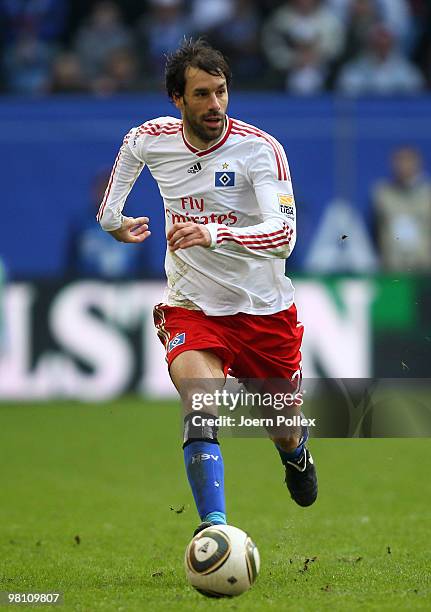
[97,115,297,316]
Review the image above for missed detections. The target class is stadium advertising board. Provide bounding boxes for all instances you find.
[0,278,428,401]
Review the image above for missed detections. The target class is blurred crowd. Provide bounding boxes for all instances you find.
[1,0,431,96]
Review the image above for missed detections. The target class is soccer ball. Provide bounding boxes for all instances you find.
[184,524,260,598]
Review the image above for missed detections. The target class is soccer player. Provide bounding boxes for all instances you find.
[97,38,317,534]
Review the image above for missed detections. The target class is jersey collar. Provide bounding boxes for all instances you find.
[181,116,232,157]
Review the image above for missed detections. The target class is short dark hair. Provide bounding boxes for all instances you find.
[165,38,232,100]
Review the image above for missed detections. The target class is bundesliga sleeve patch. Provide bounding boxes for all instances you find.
[278,194,295,220]
[215,171,235,187]
[168,332,186,353]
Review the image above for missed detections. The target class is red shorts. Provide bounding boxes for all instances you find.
[153,303,303,381]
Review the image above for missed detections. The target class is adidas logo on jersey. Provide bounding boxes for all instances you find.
[188,162,202,174]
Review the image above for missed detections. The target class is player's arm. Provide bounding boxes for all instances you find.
[97,128,151,244]
[207,140,295,259]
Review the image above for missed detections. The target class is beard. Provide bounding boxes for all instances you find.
[183,106,225,144]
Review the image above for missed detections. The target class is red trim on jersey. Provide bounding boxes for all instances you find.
[220,235,290,247]
[231,126,287,181]
[136,120,182,138]
[181,128,199,153]
[217,225,291,241]
[96,124,182,221]
[251,240,291,250]
[138,125,181,131]
[223,227,287,240]
[181,117,233,156]
[231,127,282,180]
[217,229,286,244]
[231,119,288,179]
[231,120,288,181]
[138,128,182,137]
[277,143,290,181]
[96,133,131,221]
[219,236,291,250]
[137,121,181,132]
[216,225,293,250]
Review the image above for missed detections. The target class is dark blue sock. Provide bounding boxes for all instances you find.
[183,440,226,523]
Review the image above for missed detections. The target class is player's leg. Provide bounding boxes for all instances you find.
[229,306,317,507]
[271,389,317,509]
[170,350,228,534]
[241,375,315,507]
[265,369,310,468]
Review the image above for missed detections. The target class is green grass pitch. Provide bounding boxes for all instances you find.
[0,398,430,611]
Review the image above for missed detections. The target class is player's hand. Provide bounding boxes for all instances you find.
[167,222,211,251]
[108,216,151,243]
